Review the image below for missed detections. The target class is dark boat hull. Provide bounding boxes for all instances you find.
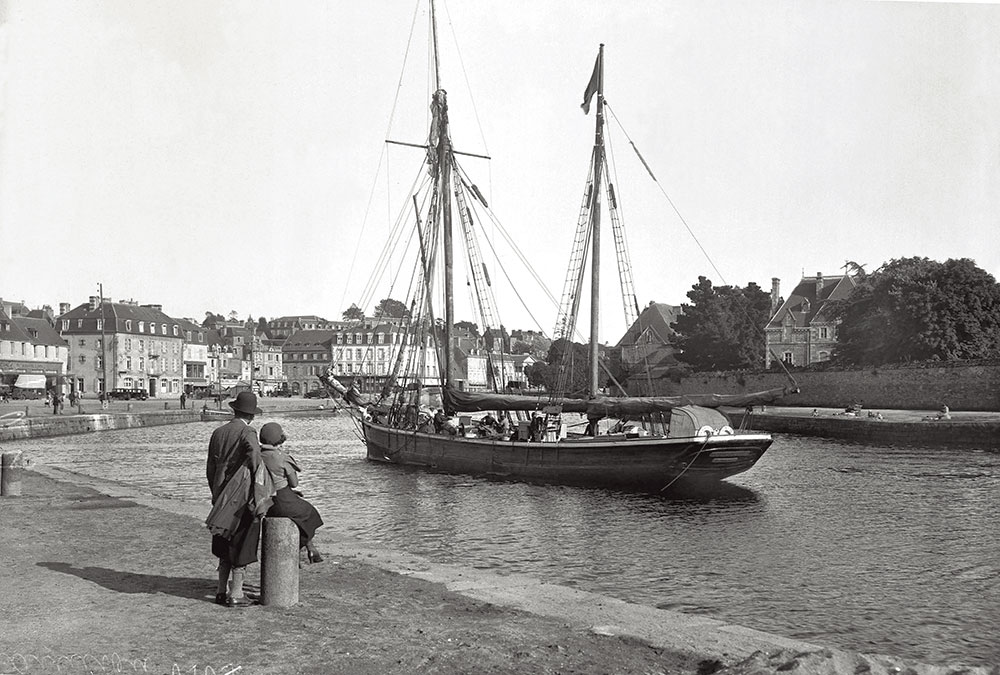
[362,420,772,492]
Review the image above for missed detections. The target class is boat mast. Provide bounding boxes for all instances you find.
[587,44,605,397]
[430,0,454,390]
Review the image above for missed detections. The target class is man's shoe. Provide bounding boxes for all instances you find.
[226,595,256,608]
[214,592,227,606]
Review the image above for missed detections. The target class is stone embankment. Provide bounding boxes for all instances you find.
[0,408,201,442]
[732,406,1000,447]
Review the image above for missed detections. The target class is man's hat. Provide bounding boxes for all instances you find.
[229,391,263,415]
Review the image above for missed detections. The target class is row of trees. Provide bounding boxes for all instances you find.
[670,257,1000,371]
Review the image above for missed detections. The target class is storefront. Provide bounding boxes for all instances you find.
[0,361,62,397]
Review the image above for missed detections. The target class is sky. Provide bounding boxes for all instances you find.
[1,0,998,344]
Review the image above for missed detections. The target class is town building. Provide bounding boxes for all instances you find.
[765,273,857,367]
[178,319,211,396]
[283,324,440,396]
[613,302,682,395]
[267,315,339,341]
[58,297,184,398]
[0,299,69,396]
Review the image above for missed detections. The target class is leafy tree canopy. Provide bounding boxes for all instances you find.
[374,298,409,319]
[831,257,1000,365]
[670,277,770,371]
[342,304,365,321]
[202,312,225,328]
[454,320,479,337]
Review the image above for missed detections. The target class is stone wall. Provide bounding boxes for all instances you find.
[668,361,1000,411]
[0,409,202,442]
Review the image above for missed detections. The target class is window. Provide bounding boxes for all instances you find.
[367,333,373,344]
[76,378,84,393]
[345,333,352,345]
[378,333,385,344]
[819,327,829,340]
[126,357,132,370]
[96,338,102,349]
[172,325,178,336]
[355,333,362,345]
[125,338,132,351]
[124,377,133,388]
[782,352,793,365]
[161,324,167,335]
[62,320,69,331]
[125,320,132,331]
[79,355,87,364]
[96,355,103,368]
[78,338,86,347]
[76,319,83,328]
[139,357,145,370]
[337,333,343,344]
[356,348,362,360]
[138,321,145,332]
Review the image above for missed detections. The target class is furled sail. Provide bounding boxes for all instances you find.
[443,386,792,418]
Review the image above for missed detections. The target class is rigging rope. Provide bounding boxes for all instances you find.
[604,102,799,392]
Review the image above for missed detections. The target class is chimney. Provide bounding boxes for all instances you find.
[59,302,71,316]
[816,272,824,293]
[770,277,781,314]
[88,296,99,311]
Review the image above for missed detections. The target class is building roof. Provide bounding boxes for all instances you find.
[11,317,67,347]
[283,329,337,349]
[615,302,681,348]
[766,274,857,329]
[0,305,33,342]
[59,300,182,338]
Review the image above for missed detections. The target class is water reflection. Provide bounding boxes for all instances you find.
[11,414,1000,667]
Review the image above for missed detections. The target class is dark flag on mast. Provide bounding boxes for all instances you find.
[580,52,601,114]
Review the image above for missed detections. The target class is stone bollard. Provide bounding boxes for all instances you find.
[261,517,299,607]
[126,403,132,412]
[1,450,25,497]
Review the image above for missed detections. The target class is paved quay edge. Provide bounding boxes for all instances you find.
[25,462,819,664]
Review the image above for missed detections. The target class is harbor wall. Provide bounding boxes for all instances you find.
[668,360,1000,411]
[732,414,1000,447]
[0,409,202,442]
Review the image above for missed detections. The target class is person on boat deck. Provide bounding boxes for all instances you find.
[206,391,269,608]
[433,409,446,433]
[258,422,325,564]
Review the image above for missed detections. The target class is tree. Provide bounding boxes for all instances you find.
[670,277,771,371]
[342,304,365,321]
[454,320,480,337]
[831,257,1000,365]
[374,298,409,319]
[202,312,225,328]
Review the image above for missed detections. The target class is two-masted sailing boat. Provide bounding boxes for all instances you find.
[342,2,791,492]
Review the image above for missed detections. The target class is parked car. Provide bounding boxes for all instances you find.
[304,389,329,399]
[269,389,293,397]
[108,388,149,401]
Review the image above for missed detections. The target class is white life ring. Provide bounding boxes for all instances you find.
[718,425,734,435]
[696,425,714,437]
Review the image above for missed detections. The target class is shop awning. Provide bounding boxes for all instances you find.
[14,374,46,389]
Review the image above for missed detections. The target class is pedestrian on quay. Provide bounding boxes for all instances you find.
[180,392,187,409]
[258,422,325,564]
[205,391,273,608]
[51,392,61,415]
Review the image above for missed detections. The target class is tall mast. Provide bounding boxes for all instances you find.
[430,0,454,390]
[587,44,605,397]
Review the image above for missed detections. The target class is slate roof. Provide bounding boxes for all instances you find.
[766,274,857,329]
[11,317,67,347]
[58,301,181,337]
[615,303,682,348]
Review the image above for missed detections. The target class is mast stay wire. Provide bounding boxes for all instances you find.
[341,0,425,316]
[604,102,799,391]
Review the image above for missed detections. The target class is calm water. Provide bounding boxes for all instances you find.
[11,413,999,667]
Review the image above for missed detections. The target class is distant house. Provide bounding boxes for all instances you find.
[765,273,857,367]
[615,302,682,395]
[0,300,68,394]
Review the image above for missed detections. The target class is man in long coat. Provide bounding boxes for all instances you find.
[206,391,264,607]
